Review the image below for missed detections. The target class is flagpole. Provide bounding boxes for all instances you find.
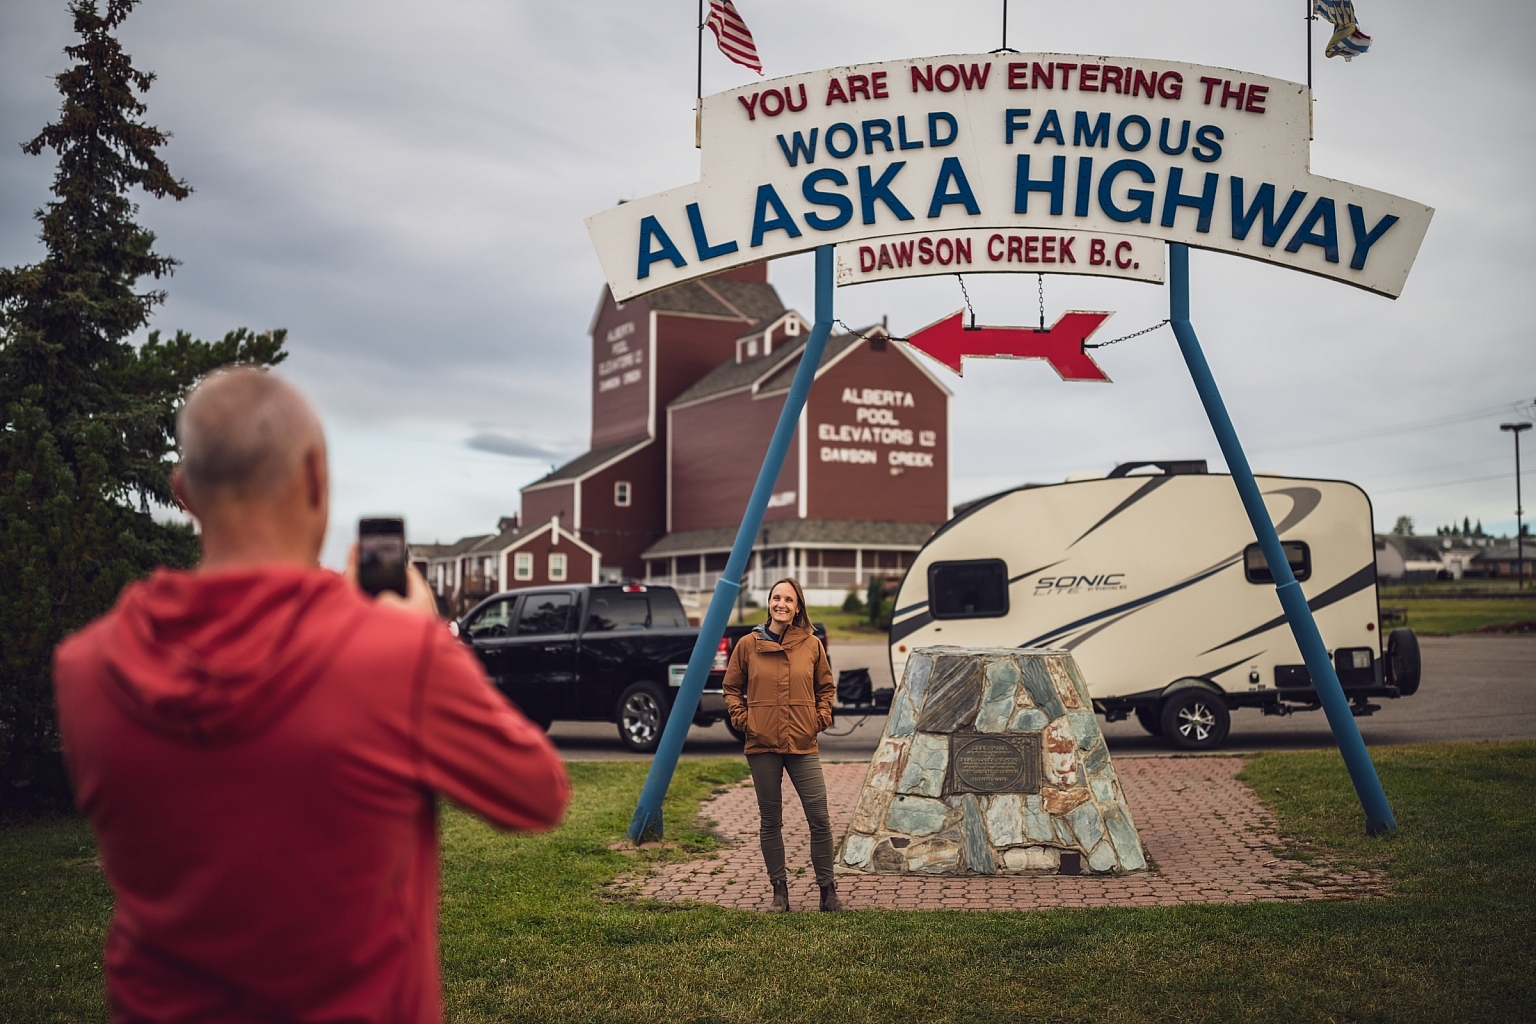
[696,0,704,148]
[1306,0,1314,139]
[990,0,1018,55]
[1306,0,1313,88]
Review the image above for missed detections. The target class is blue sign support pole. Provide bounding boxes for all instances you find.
[1167,242,1395,834]
[627,244,836,842]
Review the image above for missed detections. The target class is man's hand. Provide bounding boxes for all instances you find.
[343,544,440,618]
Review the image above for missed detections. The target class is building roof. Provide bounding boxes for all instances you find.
[1471,540,1532,561]
[669,324,951,410]
[669,326,876,408]
[641,519,941,559]
[408,542,455,559]
[755,329,867,393]
[1375,534,1447,562]
[479,519,602,557]
[414,534,494,562]
[522,436,650,490]
[461,533,504,555]
[479,522,527,552]
[669,330,806,407]
[646,277,785,323]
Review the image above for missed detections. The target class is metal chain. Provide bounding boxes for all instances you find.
[1083,318,1171,349]
[956,274,977,327]
[1037,273,1045,330]
[835,318,909,343]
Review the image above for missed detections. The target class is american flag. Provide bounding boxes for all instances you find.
[707,0,763,76]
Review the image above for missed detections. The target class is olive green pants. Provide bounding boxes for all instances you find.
[746,752,835,886]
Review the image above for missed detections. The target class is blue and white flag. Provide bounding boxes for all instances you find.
[1315,0,1372,60]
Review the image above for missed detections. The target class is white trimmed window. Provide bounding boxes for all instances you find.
[548,552,568,581]
[513,551,533,581]
[615,480,631,507]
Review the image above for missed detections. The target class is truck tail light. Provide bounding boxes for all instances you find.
[713,637,730,671]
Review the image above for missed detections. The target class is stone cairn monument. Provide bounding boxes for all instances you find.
[837,646,1146,876]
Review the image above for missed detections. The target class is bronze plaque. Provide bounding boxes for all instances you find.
[948,734,1041,794]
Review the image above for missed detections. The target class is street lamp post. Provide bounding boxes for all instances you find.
[1501,422,1532,589]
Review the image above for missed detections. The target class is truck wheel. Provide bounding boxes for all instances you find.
[1386,628,1421,696]
[724,719,747,744]
[1160,689,1230,751]
[617,682,667,754]
[1134,706,1163,737]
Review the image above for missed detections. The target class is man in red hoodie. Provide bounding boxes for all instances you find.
[54,367,570,1023]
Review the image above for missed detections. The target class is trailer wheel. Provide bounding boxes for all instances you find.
[1386,628,1421,697]
[1135,706,1164,737]
[1160,690,1231,751]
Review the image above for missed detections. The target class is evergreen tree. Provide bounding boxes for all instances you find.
[0,0,285,810]
[865,574,893,630]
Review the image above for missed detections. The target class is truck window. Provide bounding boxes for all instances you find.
[586,592,650,631]
[929,559,1010,619]
[464,598,515,639]
[1244,542,1311,584]
[516,592,574,635]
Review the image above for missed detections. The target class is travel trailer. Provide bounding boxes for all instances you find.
[887,462,1421,750]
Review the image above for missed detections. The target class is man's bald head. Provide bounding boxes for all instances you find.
[176,367,325,504]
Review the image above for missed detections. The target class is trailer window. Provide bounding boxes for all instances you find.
[929,559,1010,619]
[1244,542,1311,584]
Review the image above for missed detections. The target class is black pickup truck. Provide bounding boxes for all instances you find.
[453,583,830,753]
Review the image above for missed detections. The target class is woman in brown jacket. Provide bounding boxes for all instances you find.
[723,577,841,912]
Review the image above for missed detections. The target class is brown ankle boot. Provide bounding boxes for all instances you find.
[819,882,844,912]
[769,878,790,912]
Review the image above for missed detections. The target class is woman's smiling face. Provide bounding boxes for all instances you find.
[768,582,798,627]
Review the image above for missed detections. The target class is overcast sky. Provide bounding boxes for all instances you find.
[3,0,1532,566]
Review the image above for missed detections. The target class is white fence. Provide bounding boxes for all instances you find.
[647,564,903,602]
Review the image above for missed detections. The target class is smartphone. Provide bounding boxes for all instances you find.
[358,517,408,597]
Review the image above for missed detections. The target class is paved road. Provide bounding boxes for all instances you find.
[547,636,1536,761]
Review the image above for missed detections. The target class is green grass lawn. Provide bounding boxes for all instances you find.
[730,605,889,643]
[806,605,890,642]
[1385,597,1536,635]
[4,745,1534,1022]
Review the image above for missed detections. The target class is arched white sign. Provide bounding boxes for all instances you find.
[587,53,1432,302]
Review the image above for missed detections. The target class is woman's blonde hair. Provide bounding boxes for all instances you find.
[766,577,812,630]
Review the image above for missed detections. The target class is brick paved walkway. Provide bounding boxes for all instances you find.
[621,757,1382,911]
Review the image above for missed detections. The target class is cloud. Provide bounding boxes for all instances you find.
[2,0,1533,559]
[465,432,556,461]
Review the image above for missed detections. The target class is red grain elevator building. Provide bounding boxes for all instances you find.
[521,264,949,607]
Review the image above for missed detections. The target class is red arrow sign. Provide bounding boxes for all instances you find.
[905,310,1114,382]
